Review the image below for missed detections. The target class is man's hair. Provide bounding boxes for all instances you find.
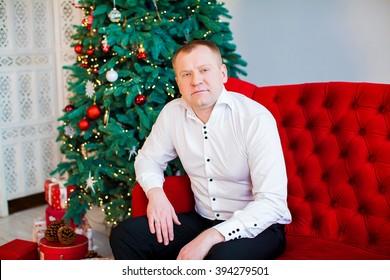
[172,40,223,68]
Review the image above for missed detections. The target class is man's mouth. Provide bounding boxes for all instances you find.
[191,89,207,95]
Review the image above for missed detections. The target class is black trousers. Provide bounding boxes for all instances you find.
[109,211,286,260]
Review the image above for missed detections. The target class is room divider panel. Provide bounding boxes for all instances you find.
[0,0,81,216]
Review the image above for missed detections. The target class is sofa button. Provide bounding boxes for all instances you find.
[339,150,348,158]
[368,233,377,244]
[323,99,332,108]
[332,125,340,134]
[359,128,366,136]
[313,146,321,154]
[378,184,386,194]
[358,206,367,214]
[378,105,387,114]
[368,154,376,163]
[306,122,314,130]
[289,141,297,150]
[351,101,359,110]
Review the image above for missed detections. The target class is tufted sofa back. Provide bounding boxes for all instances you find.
[254,82,390,256]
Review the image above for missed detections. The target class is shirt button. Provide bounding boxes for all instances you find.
[254,223,257,227]
[205,136,208,139]
[216,214,220,218]
[203,126,207,129]
[207,159,210,162]
[209,178,213,182]
[212,198,216,201]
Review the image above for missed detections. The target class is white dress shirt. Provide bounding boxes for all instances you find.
[134,87,291,241]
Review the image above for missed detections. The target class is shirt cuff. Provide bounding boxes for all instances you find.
[213,218,247,242]
[138,174,165,193]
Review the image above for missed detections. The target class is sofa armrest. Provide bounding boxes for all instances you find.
[131,175,194,217]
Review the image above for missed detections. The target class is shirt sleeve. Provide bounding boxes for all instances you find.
[213,110,290,241]
[134,105,178,193]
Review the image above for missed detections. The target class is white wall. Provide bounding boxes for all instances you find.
[223,0,390,86]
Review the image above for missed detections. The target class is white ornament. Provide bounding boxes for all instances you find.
[64,125,75,137]
[126,146,138,161]
[108,8,121,22]
[85,171,97,193]
[106,68,118,82]
[85,80,95,98]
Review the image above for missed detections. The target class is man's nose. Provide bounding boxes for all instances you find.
[190,72,202,86]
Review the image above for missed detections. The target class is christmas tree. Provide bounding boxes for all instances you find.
[52,0,247,226]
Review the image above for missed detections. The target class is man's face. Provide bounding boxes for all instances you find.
[174,45,228,113]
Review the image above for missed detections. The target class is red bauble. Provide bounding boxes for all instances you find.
[74,43,83,54]
[101,45,110,53]
[81,58,89,68]
[135,94,146,105]
[64,104,74,112]
[86,47,94,56]
[91,68,99,74]
[86,104,101,120]
[78,119,90,131]
[137,46,147,59]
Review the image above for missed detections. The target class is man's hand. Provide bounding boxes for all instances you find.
[146,188,181,246]
[176,228,225,260]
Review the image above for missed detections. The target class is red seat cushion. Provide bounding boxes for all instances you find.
[225,77,257,98]
[131,175,193,218]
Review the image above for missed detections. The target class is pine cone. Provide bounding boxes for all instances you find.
[44,219,65,242]
[84,250,99,259]
[57,226,76,245]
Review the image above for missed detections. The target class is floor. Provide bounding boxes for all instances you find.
[0,204,114,259]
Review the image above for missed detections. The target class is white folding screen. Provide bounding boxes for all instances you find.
[0,0,81,216]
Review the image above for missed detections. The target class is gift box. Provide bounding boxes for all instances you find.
[32,216,46,243]
[44,178,76,210]
[0,239,39,260]
[39,234,88,260]
[45,205,75,228]
[74,217,94,251]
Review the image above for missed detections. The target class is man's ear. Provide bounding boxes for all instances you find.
[221,64,228,83]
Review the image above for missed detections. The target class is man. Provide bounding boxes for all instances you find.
[110,40,291,260]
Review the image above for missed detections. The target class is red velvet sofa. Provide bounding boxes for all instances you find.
[131,78,390,260]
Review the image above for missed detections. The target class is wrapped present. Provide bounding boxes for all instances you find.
[0,239,39,260]
[44,178,76,210]
[39,234,88,260]
[74,217,94,251]
[32,216,46,242]
[45,205,75,228]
